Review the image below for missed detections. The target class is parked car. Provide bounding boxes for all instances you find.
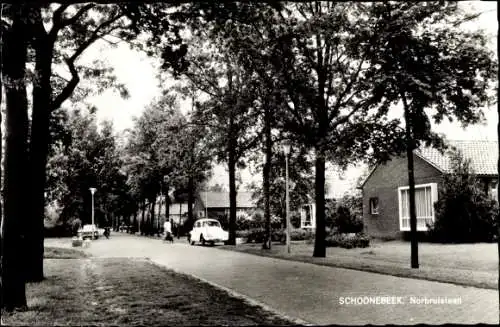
[188,219,229,246]
[78,224,99,240]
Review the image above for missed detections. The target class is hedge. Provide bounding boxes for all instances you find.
[325,233,370,249]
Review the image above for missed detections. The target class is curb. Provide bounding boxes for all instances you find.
[145,257,313,326]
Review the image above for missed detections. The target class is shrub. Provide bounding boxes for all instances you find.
[326,195,364,233]
[44,224,72,238]
[325,233,370,249]
[245,228,266,243]
[236,212,283,231]
[236,229,251,239]
[290,228,315,241]
[70,218,82,236]
[290,211,301,229]
[242,228,286,244]
[427,149,499,243]
[334,205,363,233]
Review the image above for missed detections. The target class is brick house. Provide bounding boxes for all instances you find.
[360,140,498,239]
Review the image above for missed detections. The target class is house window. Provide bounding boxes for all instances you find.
[398,183,438,231]
[490,180,498,202]
[300,204,315,229]
[369,197,379,215]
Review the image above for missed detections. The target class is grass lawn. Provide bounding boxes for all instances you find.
[2,257,294,326]
[219,240,498,290]
[44,246,88,259]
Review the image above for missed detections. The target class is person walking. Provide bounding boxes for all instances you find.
[163,218,173,243]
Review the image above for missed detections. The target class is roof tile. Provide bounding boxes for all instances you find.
[415,140,498,176]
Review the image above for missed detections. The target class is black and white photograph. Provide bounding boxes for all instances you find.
[0,1,498,325]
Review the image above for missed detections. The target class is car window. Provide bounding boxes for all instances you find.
[206,221,220,227]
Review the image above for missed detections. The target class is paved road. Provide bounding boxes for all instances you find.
[47,233,499,325]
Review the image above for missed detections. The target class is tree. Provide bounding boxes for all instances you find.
[430,149,498,243]
[152,89,213,229]
[123,93,212,235]
[497,6,500,315]
[249,144,314,227]
[164,30,262,245]
[46,107,127,230]
[25,2,147,281]
[366,1,497,267]
[1,4,31,311]
[227,2,407,257]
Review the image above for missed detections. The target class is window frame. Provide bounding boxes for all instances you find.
[300,204,316,229]
[369,197,379,215]
[398,182,438,232]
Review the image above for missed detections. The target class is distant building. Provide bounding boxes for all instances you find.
[168,202,188,224]
[193,191,257,219]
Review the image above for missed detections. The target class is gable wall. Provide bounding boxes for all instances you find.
[362,154,443,238]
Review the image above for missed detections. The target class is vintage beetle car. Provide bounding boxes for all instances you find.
[188,218,229,246]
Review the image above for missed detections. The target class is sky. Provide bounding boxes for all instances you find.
[83,1,498,197]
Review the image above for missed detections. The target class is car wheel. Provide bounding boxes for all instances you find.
[200,234,205,246]
[190,240,195,245]
[209,241,215,246]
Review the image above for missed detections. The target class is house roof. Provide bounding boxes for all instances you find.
[199,191,256,208]
[359,140,498,188]
[416,140,498,176]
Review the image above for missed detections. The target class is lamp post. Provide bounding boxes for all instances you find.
[205,190,208,218]
[282,144,291,254]
[158,181,163,236]
[89,188,96,238]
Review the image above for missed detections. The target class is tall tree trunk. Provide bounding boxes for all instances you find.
[132,210,137,234]
[150,199,155,235]
[187,176,194,225]
[25,10,55,282]
[157,190,162,234]
[497,17,499,316]
[262,105,272,250]
[140,200,146,235]
[313,145,327,258]
[1,6,29,310]
[402,91,419,269]
[187,138,196,225]
[164,184,170,225]
[0,9,3,230]
[227,134,237,246]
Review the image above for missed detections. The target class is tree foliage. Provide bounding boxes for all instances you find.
[429,149,498,243]
[46,107,127,228]
[249,144,314,222]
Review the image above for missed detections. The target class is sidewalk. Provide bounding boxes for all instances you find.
[218,241,497,290]
[47,234,499,325]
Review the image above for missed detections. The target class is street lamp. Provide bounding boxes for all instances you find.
[89,187,97,238]
[282,143,291,254]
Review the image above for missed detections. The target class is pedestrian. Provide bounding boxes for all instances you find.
[103,227,110,239]
[163,218,173,243]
